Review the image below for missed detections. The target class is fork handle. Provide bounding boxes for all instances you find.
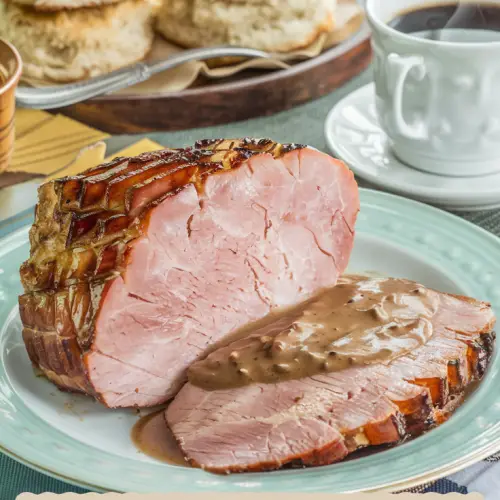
[16,64,150,109]
[15,46,270,110]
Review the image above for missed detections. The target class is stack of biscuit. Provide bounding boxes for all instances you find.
[0,0,158,82]
[0,0,342,84]
[156,0,338,53]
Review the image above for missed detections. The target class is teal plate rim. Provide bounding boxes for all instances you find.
[1,187,500,493]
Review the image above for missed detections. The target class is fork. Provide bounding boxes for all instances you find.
[15,46,271,110]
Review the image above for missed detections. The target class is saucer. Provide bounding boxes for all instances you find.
[324,83,500,212]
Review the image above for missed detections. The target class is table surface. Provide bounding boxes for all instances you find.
[1,68,500,498]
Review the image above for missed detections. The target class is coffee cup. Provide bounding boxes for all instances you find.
[366,0,500,177]
[0,39,22,174]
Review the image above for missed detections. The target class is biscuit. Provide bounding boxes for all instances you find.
[156,0,336,53]
[0,0,157,82]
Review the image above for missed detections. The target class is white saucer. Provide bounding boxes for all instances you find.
[324,83,500,212]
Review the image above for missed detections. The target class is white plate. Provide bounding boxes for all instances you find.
[1,189,500,493]
[324,83,500,211]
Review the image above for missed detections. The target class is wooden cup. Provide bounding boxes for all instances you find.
[0,39,22,173]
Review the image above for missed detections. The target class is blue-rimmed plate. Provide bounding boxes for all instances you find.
[1,188,499,493]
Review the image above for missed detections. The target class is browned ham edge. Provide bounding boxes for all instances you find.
[19,138,359,408]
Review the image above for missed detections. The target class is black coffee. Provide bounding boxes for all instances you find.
[389,2,500,42]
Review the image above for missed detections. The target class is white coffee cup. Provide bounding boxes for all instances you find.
[366,0,500,177]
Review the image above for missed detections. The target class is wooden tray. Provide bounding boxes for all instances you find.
[56,23,372,134]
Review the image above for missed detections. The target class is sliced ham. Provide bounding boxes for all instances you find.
[166,287,495,473]
[19,139,359,408]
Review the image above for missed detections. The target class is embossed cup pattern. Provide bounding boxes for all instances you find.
[375,49,500,169]
[367,0,500,177]
[427,68,500,151]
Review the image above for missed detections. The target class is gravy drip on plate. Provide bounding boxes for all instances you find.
[132,409,186,466]
[188,275,440,390]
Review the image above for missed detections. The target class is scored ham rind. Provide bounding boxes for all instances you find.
[166,291,495,473]
[18,139,359,408]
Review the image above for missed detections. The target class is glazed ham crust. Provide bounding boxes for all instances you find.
[166,291,495,473]
[19,138,359,408]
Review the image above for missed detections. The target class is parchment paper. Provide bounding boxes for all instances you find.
[21,0,364,95]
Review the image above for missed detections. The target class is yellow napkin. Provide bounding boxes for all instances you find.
[9,111,110,175]
[104,138,163,163]
[45,142,107,181]
[15,109,53,139]
[45,138,163,181]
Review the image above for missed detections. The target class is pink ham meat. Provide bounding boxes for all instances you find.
[166,289,495,473]
[18,139,359,408]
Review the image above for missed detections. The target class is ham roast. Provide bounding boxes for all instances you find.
[18,139,359,408]
[167,287,495,473]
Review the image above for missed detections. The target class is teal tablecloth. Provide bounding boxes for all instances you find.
[2,68,500,498]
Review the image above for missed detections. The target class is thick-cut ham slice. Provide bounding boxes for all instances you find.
[19,139,359,408]
[166,288,495,473]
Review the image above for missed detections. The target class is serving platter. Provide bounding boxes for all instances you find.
[1,188,499,493]
[54,23,372,134]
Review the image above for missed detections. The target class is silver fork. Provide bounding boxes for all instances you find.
[15,46,271,110]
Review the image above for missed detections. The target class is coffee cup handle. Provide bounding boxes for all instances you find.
[387,53,427,140]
